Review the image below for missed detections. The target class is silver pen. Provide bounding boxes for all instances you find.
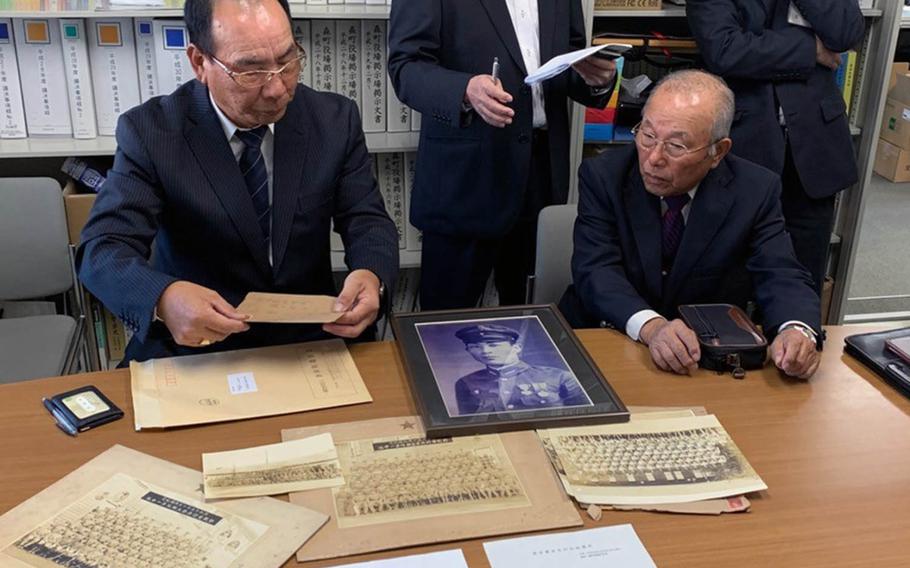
[491,57,500,85]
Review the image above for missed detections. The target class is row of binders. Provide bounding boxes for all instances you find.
[0,17,420,139]
[332,150,420,252]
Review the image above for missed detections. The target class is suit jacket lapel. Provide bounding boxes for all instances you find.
[537,0,556,61]
[183,82,271,278]
[663,159,736,305]
[479,0,527,74]
[271,93,311,276]
[626,167,663,301]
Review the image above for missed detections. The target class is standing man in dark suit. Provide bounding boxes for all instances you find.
[686,0,865,295]
[560,71,822,379]
[388,0,617,309]
[77,0,399,362]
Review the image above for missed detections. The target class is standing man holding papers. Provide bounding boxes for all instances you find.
[686,0,864,296]
[388,0,617,310]
[77,0,399,362]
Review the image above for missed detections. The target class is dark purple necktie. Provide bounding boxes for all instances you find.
[661,193,690,272]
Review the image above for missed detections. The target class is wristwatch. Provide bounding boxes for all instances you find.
[781,323,820,349]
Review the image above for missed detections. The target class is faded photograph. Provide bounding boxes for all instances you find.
[332,435,530,528]
[5,473,267,568]
[415,316,592,417]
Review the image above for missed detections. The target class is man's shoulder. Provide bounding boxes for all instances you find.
[580,144,638,181]
[723,153,779,191]
[291,84,359,122]
[120,80,200,132]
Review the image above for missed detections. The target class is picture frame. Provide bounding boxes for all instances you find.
[391,305,629,437]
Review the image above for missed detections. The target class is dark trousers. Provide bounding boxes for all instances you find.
[420,130,553,310]
[781,140,837,296]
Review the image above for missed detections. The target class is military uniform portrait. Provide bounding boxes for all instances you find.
[414,316,593,417]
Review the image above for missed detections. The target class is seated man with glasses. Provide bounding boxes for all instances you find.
[77,0,399,362]
[559,70,822,379]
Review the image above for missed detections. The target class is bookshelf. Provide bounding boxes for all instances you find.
[0,5,392,19]
[0,131,418,158]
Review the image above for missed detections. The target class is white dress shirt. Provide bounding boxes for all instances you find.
[504,0,546,129]
[623,186,814,342]
[210,92,276,263]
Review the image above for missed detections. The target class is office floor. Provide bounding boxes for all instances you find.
[846,173,910,318]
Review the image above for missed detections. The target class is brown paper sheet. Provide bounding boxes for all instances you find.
[0,445,327,568]
[236,292,342,323]
[130,339,372,430]
[585,495,751,517]
[282,416,583,562]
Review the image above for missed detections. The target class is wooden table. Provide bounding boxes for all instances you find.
[2,325,910,567]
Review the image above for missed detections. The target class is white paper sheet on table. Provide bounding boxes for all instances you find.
[333,549,468,568]
[524,44,609,85]
[483,525,656,568]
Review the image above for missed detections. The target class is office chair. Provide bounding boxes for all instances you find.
[526,203,578,305]
[0,178,85,383]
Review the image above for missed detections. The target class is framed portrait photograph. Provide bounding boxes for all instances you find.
[391,305,629,437]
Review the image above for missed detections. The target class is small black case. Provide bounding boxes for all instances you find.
[47,385,124,432]
[678,303,768,379]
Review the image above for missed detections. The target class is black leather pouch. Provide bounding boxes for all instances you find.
[678,303,768,379]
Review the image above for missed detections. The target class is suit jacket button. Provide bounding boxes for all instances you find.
[518,133,530,143]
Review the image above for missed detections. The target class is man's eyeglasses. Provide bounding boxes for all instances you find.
[631,122,720,160]
[208,44,307,88]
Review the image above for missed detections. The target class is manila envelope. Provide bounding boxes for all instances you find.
[236,292,342,323]
[130,338,372,430]
[282,416,584,562]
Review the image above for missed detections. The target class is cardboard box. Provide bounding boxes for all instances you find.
[594,0,661,9]
[880,71,910,150]
[873,138,910,183]
[63,186,97,245]
[888,62,909,91]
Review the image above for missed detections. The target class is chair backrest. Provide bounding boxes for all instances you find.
[0,178,73,300]
[531,203,578,305]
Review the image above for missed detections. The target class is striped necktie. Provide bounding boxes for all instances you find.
[235,126,270,245]
[661,193,690,272]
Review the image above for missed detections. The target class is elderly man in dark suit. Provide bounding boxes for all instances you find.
[388,0,617,310]
[560,70,822,379]
[686,0,865,295]
[77,0,398,362]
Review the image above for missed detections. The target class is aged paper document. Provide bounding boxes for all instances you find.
[131,338,372,429]
[332,434,530,529]
[203,433,344,499]
[236,292,342,323]
[538,414,767,505]
[282,416,582,562]
[0,445,327,568]
[484,525,656,568]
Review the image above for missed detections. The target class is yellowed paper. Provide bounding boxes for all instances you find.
[606,495,751,515]
[203,433,344,499]
[130,339,372,430]
[236,292,342,323]
[332,434,530,529]
[0,445,328,568]
[281,416,583,562]
[538,414,767,505]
